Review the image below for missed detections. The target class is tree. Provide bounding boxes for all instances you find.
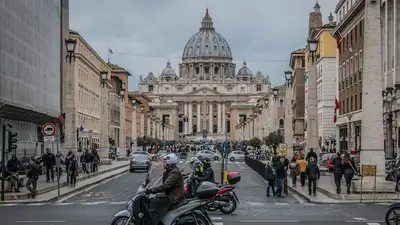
[136,136,144,146]
[249,137,262,148]
[264,131,284,153]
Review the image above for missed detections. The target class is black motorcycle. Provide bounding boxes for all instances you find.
[385,202,400,224]
[111,173,216,225]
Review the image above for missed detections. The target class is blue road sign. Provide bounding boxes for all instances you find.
[222,141,228,153]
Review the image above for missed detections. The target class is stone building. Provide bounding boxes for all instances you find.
[138,9,271,141]
[0,0,62,157]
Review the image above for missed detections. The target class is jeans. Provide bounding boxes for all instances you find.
[266,180,275,196]
[334,173,343,193]
[276,177,285,196]
[148,197,171,225]
[26,177,38,195]
[291,175,297,186]
[300,172,306,186]
[46,166,54,182]
[308,179,317,194]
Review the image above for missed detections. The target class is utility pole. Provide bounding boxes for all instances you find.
[1,122,6,203]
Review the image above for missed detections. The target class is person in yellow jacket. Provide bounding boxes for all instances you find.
[297,156,307,187]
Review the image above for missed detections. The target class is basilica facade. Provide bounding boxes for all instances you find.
[138,9,271,141]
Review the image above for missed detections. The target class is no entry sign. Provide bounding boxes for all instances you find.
[42,123,56,136]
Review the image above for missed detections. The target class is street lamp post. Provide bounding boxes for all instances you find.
[285,68,293,87]
[306,38,319,153]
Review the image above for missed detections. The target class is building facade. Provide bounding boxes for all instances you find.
[0,0,62,157]
[138,9,271,141]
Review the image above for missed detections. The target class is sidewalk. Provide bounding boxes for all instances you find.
[3,161,129,203]
[288,176,400,204]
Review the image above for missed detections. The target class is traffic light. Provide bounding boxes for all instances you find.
[8,131,17,153]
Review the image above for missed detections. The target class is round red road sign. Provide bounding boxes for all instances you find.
[42,123,56,136]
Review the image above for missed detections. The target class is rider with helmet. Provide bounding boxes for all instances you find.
[146,153,185,225]
[194,158,215,183]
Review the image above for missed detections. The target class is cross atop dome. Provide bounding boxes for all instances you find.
[200,8,214,31]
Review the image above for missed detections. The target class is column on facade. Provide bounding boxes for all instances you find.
[197,102,201,133]
[396,0,400,79]
[359,2,386,178]
[99,84,110,163]
[208,102,213,133]
[147,115,151,137]
[217,102,222,133]
[140,112,144,137]
[132,107,137,149]
[119,99,126,153]
[188,102,193,134]
[307,56,318,153]
[222,103,226,133]
[184,102,188,134]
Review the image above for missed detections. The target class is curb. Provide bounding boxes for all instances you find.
[3,163,129,203]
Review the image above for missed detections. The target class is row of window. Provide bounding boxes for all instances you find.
[78,113,100,132]
[78,65,101,94]
[76,42,100,70]
[339,50,363,81]
[78,86,100,114]
[158,85,264,93]
[339,92,362,115]
[339,19,364,55]
[338,0,361,23]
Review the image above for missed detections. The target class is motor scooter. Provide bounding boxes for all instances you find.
[183,172,241,214]
[385,202,400,224]
[111,173,216,225]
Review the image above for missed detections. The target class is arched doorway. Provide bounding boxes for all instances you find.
[193,124,197,134]
[213,124,217,133]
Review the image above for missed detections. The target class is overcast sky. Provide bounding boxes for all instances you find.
[69,0,338,91]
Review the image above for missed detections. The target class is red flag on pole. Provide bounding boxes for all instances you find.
[333,31,343,49]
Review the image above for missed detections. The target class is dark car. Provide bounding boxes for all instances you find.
[180,152,188,160]
[129,155,151,172]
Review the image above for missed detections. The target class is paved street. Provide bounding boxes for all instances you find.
[0,159,389,225]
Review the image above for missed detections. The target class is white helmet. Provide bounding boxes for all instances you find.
[188,157,201,170]
[163,153,178,165]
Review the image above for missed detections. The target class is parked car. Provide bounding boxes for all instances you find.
[157,150,170,159]
[179,152,188,160]
[129,155,151,172]
[228,151,245,161]
[196,150,215,160]
[319,153,335,167]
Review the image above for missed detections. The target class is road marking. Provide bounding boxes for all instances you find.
[81,201,106,205]
[110,201,128,205]
[0,204,19,206]
[377,202,391,205]
[16,221,65,223]
[303,203,316,206]
[239,220,299,223]
[352,218,367,221]
[26,203,46,206]
[247,202,264,206]
[367,223,381,225]
[55,172,127,203]
[211,217,223,220]
[53,203,74,206]
[213,222,223,225]
[275,203,290,206]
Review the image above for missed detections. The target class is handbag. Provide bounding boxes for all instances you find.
[348,161,360,180]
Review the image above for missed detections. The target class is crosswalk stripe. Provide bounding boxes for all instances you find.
[275,203,290,206]
[81,201,106,205]
[110,201,128,205]
[53,203,74,206]
[211,217,222,220]
[213,222,223,225]
[0,204,19,206]
[26,203,46,206]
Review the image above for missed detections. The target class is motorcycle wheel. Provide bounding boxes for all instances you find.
[176,212,210,225]
[386,206,400,225]
[219,193,237,214]
[111,216,134,225]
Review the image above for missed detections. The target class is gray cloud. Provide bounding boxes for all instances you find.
[70,0,338,90]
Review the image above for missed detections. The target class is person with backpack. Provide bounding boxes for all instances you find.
[305,157,320,196]
[289,157,300,187]
[306,148,318,163]
[332,152,343,194]
[342,152,357,194]
[265,162,275,197]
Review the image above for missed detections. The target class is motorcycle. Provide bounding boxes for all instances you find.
[111,173,216,225]
[183,172,241,214]
[385,202,400,224]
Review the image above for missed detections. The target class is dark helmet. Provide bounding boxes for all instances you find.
[201,157,211,165]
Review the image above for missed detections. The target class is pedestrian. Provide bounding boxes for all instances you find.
[306,148,318,163]
[92,149,100,172]
[55,151,64,180]
[332,152,343,194]
[271,152,279,168]
[289,157,300,187]
[265,162,275,197]
[42,148,56,183]
[26,157,40,198]
[68,154,78,187]
[342,152,357,194]
[6,154,20,192]
[297,156,307,187]
[305,157,320,196]
[275,157,286,198]
[65,151,73,183]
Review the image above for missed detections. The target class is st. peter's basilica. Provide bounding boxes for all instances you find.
[138,9,271,141]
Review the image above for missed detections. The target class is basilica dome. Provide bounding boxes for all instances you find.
[182,9,233,60]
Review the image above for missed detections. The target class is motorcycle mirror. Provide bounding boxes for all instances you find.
[180,167,184,172]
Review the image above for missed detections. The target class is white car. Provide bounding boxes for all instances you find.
[228,151,245,161]
[196,150,221,160]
